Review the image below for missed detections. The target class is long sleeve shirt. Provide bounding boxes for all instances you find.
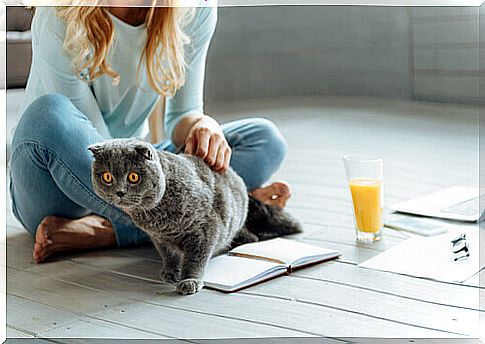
[20,3,217,141]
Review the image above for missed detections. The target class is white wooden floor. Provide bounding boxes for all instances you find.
[5,90,485,341]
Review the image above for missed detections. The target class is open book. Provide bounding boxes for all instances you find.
[203,238,341,292]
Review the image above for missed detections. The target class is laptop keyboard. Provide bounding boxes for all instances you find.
[441,197,479,217]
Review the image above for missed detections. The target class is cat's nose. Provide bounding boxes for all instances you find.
[116,191,125,198]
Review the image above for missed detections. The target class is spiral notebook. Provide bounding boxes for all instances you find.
[203,238,341,292]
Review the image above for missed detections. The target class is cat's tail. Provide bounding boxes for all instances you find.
[244,195,303,241]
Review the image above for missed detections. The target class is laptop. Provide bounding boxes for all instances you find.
[389,186,484,223]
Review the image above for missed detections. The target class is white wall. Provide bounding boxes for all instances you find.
[205,6,414,103]
[204,5,482,105]
[412,6,481,104]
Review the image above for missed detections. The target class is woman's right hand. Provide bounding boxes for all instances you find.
[184,115,232,172]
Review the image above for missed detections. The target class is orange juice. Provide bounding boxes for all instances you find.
[348,178,382,233]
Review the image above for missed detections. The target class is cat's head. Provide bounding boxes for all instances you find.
[88,139,166,211]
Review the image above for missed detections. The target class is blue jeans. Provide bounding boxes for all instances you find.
[9,94,287,247]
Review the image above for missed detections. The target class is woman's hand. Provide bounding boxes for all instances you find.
[184,116,232,172]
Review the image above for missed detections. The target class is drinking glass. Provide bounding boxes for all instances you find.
[343,155,383,242]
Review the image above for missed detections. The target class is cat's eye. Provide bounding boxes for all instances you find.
[127,172,140,184]
[102,172,113,184]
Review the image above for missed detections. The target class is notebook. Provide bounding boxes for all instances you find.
[203,238,341,292]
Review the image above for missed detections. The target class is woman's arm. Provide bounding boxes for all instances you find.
[171,113,205,147]
[174,114,231,172]
[28,7,112,139]
[165,5,231,172]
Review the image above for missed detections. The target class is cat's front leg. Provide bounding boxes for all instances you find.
[176,241,214,295]
[159,249,182,284]
[149,236,182,283]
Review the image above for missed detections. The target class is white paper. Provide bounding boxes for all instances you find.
[359,228,482,283]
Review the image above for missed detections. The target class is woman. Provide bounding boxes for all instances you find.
[9,2,291,264]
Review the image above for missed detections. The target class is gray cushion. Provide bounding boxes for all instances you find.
[6,7,33,32]
[6,8,33,88]
[6,31,32,88]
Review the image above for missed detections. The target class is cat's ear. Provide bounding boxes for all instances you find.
[87,143,105,157]
[134,144,154,160]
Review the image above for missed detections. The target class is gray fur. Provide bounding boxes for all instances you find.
[89,138,249,295]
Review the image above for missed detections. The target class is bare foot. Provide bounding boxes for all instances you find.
[33,215,117,264]
[250,181,292,208]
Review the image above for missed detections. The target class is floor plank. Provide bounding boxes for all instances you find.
[6,242,36,270]
[7,266,133,316]
[190,339,349,344]
[6,326,35,338]
[59,255,478,335]
[39,316,169,339]
[23,259,445,338]
[340,340,482,344]
[293,262,484,311]
[70,250,163,282]
[241,275,479,336]
[463,269,485,288]
[7,294,81,336]
[95,301,311,339]
[150,289,451,338]
[22,260,313,338]
[295,228,406,254]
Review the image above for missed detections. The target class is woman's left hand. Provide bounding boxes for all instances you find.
[184,116,232,172]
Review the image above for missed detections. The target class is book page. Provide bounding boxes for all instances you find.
[204,255,285,291]
[229,238,340,266]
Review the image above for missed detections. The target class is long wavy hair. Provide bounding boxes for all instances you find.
[54,0,193,96]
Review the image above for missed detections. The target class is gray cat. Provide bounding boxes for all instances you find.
[89,139,301,295]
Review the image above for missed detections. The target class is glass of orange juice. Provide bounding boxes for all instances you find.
[343,155,383,242]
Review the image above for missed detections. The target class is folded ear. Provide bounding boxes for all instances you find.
[134,143,154,160]
[87,143,106,157]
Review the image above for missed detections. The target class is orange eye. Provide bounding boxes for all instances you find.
[128,172,140,184]
[102,172,113,184]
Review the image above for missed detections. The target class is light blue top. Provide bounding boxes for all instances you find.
[21,4,217,141]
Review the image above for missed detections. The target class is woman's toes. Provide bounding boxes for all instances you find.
[36,215,64,243]
[33,242,45,263]
[35,220,49,246]
[272,181,291,198]
[250,181,292,208]
[31,215,116,264]
[33,216,64,263]
[272,182,291,208]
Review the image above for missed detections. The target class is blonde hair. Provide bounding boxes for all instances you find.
[55,1,193,96]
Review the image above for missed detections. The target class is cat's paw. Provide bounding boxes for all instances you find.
[159,269,181,284]
[176,279,204,295]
